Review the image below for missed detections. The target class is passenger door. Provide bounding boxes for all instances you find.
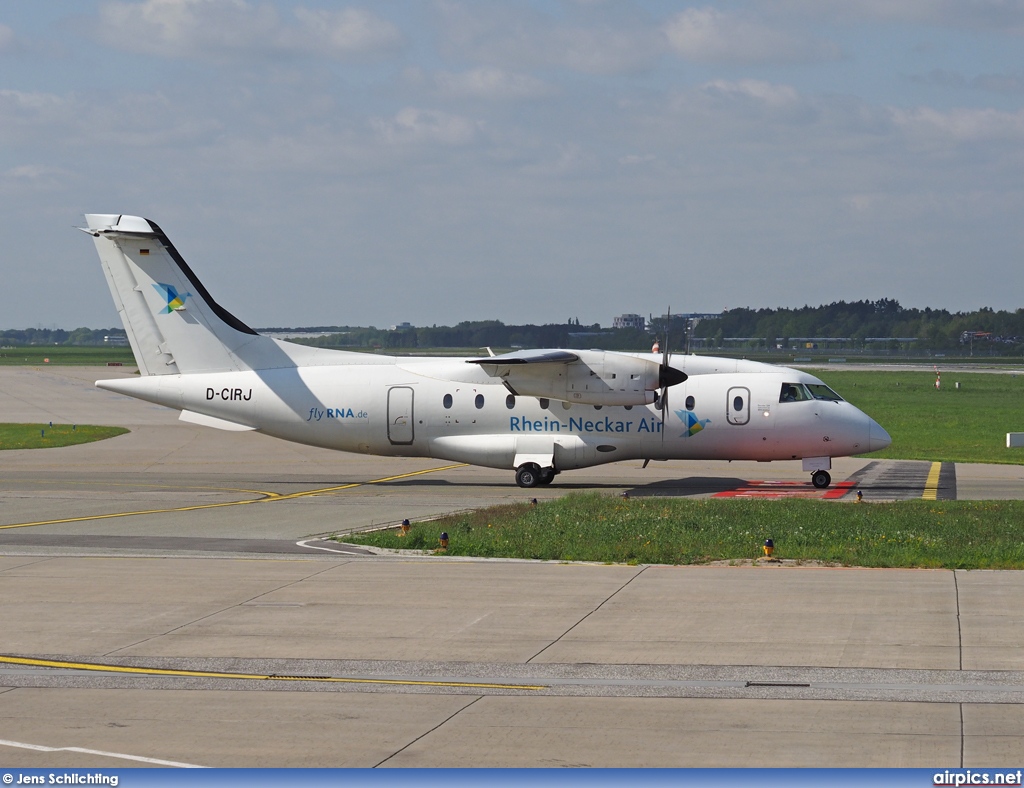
[726,386,750,425]
[387,386,414,444]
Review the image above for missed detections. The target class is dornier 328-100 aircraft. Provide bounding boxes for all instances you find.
[82,214,891,489]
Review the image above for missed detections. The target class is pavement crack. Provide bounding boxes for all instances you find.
[0,556,56,572]
[959,703,965,768]
[373,695,482,768]
[525,565,648,664]
[953,570,963,671]
[102,563,343,656]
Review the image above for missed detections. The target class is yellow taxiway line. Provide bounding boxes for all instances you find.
[0,654,545,691]
[0,464,468,530]
[921,461,942,501]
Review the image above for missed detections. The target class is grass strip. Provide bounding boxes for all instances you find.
[342,493,1024,569]
[0,347,136,366]
[825,370,1024,465]
[0,423,129,450]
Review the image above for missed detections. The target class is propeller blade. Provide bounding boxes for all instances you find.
[655,309,689,439]
[661,308,670,441]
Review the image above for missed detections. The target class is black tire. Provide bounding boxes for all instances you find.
[811,470,831,489]
[516,464,540,488]
[538,468,556,486]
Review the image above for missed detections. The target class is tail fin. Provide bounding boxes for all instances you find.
[84,214,279,375]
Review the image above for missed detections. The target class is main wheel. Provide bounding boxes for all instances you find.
[516,464,541,488]
[538,467,556,486]
[811,470,831,489]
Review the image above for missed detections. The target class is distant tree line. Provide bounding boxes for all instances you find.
[0,327,127,346]
[272,301,1024,355]
[277,321,650,352]
[688,300,1024,353]
[5,300,1023,355]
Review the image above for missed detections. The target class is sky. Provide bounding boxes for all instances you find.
[2,1,1024,330]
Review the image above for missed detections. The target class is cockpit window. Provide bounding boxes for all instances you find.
[807,383,843,402]
[779,383,812,403]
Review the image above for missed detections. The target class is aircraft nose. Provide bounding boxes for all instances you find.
[867,418,891,452]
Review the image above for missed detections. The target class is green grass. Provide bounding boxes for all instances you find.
[819,370,1024,465]
[0,346,135,366]
[343,494,1024,569]
[0,423,129,450]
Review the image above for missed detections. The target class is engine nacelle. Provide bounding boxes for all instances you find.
[471,349,684,406]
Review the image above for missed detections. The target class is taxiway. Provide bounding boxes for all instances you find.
[1,366,1023,767]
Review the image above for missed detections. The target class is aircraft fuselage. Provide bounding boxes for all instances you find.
[98,354,887,472]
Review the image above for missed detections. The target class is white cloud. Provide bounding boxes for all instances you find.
[288,7,403,56]
[372,108,481,146]
[0,88,221,151]
[972,72,1024,95]
[94,0,402,61]
[434,2,664,75]
[664,8,840,64]
[0,90,75,145]
[433,68,556,101]
[619,153,656,166]
[700,79,802,108]
[0,24,16,52]
[772,0,1024,33]
[890,105,1024,142]
[0,164,71,192]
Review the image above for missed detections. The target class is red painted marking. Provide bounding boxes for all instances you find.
[713,480,855,500]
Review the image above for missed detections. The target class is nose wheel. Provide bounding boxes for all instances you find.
[811,470,831,489]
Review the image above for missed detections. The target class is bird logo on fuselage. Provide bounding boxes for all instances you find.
[152,283,191,313]
[675,409,710,437]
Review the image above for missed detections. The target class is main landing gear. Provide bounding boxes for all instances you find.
[515,463,557,488]
[811,470,831,489]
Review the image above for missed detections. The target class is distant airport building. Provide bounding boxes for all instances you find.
[612,314,645,331]
[390,322,414,331]
[647,312,720,328]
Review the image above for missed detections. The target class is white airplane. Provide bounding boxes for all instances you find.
[82,214,891,489]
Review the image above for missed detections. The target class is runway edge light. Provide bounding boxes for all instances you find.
[763,538,774,558]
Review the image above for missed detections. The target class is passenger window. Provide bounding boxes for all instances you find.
[506,394,515,409]
[443,393,453,409]
[475,394,484,409]
[807,384,843,402]
[685,396,695,411]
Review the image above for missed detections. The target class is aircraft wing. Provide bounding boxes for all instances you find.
[465,350,579,366]
[464,348,679,406]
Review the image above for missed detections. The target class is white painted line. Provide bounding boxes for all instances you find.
[0,737,206,768]
[296,538,360,554]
